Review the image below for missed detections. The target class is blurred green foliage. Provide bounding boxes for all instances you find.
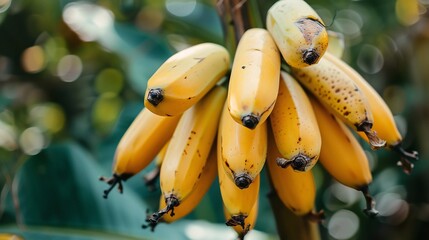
[0,0,429,239]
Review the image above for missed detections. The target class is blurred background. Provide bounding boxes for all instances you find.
[0,0,428,239]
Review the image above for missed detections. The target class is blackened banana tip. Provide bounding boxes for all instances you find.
[147,88,164,106]
[291,156,308,171]
[234,174,252,189]
[242,114,259,129]
[303,49,319,65]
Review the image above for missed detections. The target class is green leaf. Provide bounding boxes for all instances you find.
[6,141,189,239]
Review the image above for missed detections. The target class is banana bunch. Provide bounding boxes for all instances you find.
[98,0,419,238]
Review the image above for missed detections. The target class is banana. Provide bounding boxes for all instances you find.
[310,96,378,217]
[266,127,322,219]
[324,52,418,173]
[144,85,227,228]
[266,0,329,68]
[158,143,218,224]
[269,71,321,171]
[218,101,267,189]
[224,199,259,239]
[144,43,230,116]
[99,108,180,198]
[0,233,23,240]
[291,56,386,149]
[227,28,280,129]
[218,144,261,230]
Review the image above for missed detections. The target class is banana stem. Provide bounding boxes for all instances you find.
[356,122,386,149]
[392,143,418,174]
[225,214,246,229]
[143,166,161,191]
[359,185,379,218]
[142,196,179,231]
[304,210,325,223]
[99,174,125,199]
[267,191,321,240]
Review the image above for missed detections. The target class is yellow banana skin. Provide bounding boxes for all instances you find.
[144,43,230,116]
[218,145,260,229]
[99,108,180,198]
[266,0,329,68]
[160,144,218,223]
[224,199,258,239]
[291,56,386,149]
[324,52,418,172]
[270,71,321,171]
[144,86,227,227]
[218,102,267,189]
[266,128,319,217]
[227,28,280,129]
[310,97,378,217]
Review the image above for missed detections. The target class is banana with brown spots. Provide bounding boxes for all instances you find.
[144,85,227,228]
[227,28,280,129]
[291,56,386,149]
[269,71,321,171]
[218,100,267,189]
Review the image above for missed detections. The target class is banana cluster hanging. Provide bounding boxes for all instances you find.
[100,0,418,238]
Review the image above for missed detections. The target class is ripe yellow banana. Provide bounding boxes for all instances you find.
[159,143,218,224]
[218,146,260,230]
[269,71,321,171]
[227,28,280,129]
[218,102,267,189]
[144,85,227,227]
[324,52,418,173]
[310,97,378,217]
[99,108,180,198]
[291,56,386,149]
[223,199,258,239]
[266,128,322,219]
[144,43,230,116]
[266,0,329,68]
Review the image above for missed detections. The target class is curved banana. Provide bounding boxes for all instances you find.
[269,71,321,171]
[227,28,280,129]
[159,143,217,224]
[324,52,418,173]
[218,102,267,189]
[218,145,260,230]
[291,56,386,149]
[144,43,230,116]
[144,85,227,227]
[224,199,259,239]
[99,108,180,198]
[266,128,322,219]
[266,0,329,68]
[310,97,378,217]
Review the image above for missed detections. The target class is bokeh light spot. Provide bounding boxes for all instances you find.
[21,46,46,73]
[95,68,124,94]
[328,209,360,240]
[57,55,83,82]
[0,0,11,13]
[19,127,44,156]
[165,0,197,17]
[29,103,66,134]
[357,44,384,74]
